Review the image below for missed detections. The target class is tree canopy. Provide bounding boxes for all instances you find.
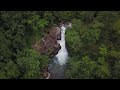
[0,11,120,79]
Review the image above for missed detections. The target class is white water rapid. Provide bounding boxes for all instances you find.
[55,25,68,65]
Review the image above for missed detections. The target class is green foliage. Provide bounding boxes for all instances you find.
[113,19,120,35]
[0,61,20,79]
[74,11,96,24]
[16,49,49,79]
[99,44,108,57]
[95,57,110,79]
[53,11,73,22]
[109,51,120,60]
[0,71,6,79]
[65,56,110,79]
[4,61,20,79]
[113,60,120,79]
[65,56,97,79]
[0,11,49,79]
[78,56,97,79]
[66,28,82,56]
[0,31,12,59]
[96,11,119,25]
[65,19,87,56]
[81,20,103,45]
[43,11,55,25]
[65,57,80,79]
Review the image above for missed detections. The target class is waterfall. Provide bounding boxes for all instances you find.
[48,23,71,79]
[55,25,68,65]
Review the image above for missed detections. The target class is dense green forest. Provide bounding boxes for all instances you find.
[0,11,120,79]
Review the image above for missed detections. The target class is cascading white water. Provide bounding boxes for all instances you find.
[55,25,68,65]
[48,23,71,79]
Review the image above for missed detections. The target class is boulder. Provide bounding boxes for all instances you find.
[33,27,61,57]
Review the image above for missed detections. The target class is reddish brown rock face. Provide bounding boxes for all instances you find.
[33,27,61,57]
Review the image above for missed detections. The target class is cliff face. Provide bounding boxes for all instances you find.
[33,27,61,57]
